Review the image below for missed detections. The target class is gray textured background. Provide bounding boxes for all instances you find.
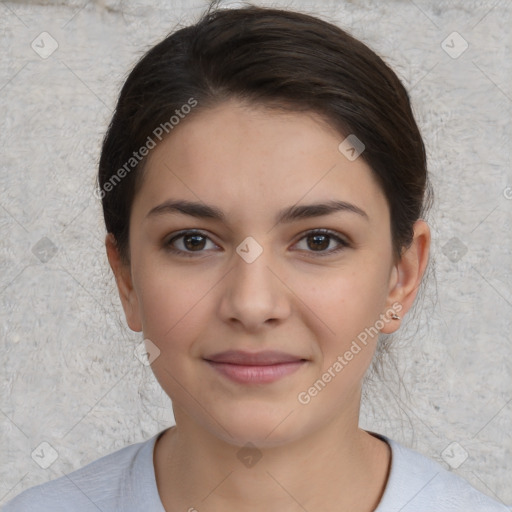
[1,0,511,507]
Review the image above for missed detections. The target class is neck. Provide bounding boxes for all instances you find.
[154,407,391,512]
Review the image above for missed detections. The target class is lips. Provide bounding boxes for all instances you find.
[204,350,307,384]
[204,350,305,365]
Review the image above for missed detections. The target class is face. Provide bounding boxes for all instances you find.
[109,100,426,448]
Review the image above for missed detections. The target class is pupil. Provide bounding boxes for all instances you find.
[309,234,328,251]
[185,234,205,250]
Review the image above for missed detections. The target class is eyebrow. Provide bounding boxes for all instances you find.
[146,199,369,223]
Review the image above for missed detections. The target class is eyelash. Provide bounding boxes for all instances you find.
[164,229,349,258]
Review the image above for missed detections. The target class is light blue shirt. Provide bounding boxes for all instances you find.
[2,429,510,511]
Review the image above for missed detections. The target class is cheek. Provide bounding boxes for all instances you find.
[292,257,391,361]
[303,263,388,326]
[134,263,219,405]
[134,261,217,353]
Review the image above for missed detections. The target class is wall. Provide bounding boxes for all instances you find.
[1,0,511,506]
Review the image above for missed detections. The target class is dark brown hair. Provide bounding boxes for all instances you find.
[98,4,432,263]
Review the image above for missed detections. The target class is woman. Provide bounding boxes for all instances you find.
[3,4,509,511]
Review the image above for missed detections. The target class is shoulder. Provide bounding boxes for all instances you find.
[1,432,163,512]
[376,435,510,512]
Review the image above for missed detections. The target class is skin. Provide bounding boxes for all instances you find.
[106,100,430,512]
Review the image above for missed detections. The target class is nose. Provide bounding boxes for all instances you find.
[217,241,291,332]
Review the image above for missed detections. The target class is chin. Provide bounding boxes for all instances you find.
[204,400,311,449]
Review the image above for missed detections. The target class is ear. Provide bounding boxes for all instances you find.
[105,233,143,332]
[380,220,431,334]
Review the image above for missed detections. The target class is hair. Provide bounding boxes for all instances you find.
[98,3,432,266]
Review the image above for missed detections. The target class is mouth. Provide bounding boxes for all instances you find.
[203,350,308,384]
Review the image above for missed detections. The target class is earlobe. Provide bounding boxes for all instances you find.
[105,234,143,332]
[380,220,431,334]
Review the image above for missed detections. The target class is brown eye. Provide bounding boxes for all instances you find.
[182,233,207,251]
[165,230,218,257]
[294,229,349,256]
[307,233,330,251]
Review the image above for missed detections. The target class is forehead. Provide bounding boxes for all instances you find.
[132,101,389,228]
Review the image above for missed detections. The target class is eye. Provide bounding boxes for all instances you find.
[293,229,349,256]
[164,228,349,258]
[164,230,219,257]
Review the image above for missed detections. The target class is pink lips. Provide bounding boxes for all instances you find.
[204,350,307,384]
